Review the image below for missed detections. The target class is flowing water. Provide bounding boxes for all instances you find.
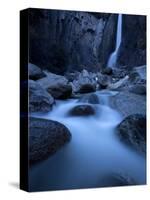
[29,90,146,191]
[107,14,122,68]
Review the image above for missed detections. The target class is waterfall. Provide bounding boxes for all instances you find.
[107,14,122,68]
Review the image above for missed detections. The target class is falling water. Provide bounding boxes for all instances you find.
[107,14,122,68]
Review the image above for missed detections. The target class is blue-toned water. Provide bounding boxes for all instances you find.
[29,90,146,191]
[107,14,122,68]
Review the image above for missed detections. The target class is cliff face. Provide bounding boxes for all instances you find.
[28,9,146,74]
[98,14,118,68]
[29,9,109,74]
[117,15,146,67]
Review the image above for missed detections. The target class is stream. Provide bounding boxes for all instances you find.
[29,90,146,191]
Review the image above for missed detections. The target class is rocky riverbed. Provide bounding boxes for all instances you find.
[25,9,146,191]
[28,62,146,191]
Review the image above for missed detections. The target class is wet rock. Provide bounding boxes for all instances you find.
[29,117,71,164]
[47,84,72,100]
[68,105,95,116]
[102,67,113,75]
[97,74,111,89]
[129,65,146,84]
[117,114,146,153]
[72,69,96,93]
[29,80,54,112]
[29,9,106,74]
[128,84,146,95]
[37,72,72,99]
[108,75,129,90]
[28,63,46,80]
[79,84,96,93]
[118,15,146,67]
[111,91,146,118]
[78,93,100,104]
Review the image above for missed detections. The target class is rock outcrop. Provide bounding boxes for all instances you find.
[29,8,108,74]
[28,63,46,80]
[110,91,146,118]
[72,69,97,93]
[29,80,54,112]
[29,117,71,164]
[116,114,146,153]
[37,72,72,99]
[117,15,146,67]
[68,104,95,116]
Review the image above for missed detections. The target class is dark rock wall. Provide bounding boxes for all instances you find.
[117,14,146,67]
[28,8,146,74]
[98,14,118,68]
[29,8,109,74]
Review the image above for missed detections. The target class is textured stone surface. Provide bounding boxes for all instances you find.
[29,117,71,164]
[116,114,146,153]
[28,63,46,80]
[117,15,146,67]
[68,105,95,116]
[29,8,107,74]
[29,80,54,112]
[37,72,72,99]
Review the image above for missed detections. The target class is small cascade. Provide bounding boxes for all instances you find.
[107,14,122,68]
[30,90,145,191]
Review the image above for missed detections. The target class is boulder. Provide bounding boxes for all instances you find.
[78,93,100,104]
[79,83,96,93]
[108,75,129,90]
[129,65,146,84]
[101,67,113,75]
[72,69,96,93]
[97,74,111,89]
[29,80,54,112]
[28,63,46,80]
[29,9,107,74]
[128,84,146,95]
[116,114,146,153]
[29,117,71,164]
[47,84,72,100]
[68,105,95,116]
[37,72,72,99]
[110,91,146,118]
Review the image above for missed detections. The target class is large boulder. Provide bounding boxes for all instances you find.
[37,72,72,99]
[28,63,46,80]
[128,84,146,95]
[116,114,146,153]
[29,117,71,164]
[72,69,96,93]
[110,91,146,118]
[108,75,129,90]
[29,80,54,112]
[101,67,112,75]
[78,93,100,104]
[68,104,95,116]
[97,74,112,89]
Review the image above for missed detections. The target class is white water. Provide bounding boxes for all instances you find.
[29,91,146,191]
[107,14,122,68]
